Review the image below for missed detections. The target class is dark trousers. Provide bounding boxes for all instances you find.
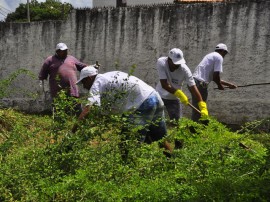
[162,98,181,121]
[191,79,208,122]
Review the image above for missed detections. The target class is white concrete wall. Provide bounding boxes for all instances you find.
[0,1,269,124]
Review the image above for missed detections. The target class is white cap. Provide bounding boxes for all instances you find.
[76,66,98,84]
[215,43,228,52]
[168,48,186,65]
[56,43,68,51]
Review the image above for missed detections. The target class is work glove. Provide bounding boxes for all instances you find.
[174,89,189,105]
[37,80,44,96]
[198,101,208,117]
[39,80,43,88]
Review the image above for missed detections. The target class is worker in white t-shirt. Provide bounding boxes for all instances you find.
[192,43,237,121]
[156,48,208,121]
[72,66,173,158]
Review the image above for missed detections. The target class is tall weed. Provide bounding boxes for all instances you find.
[0,108,269,201]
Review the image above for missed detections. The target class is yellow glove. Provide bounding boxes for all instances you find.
[174,89,189,105]
[198,101,209,117]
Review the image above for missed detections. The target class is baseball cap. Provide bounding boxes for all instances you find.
[76,65,98,84]
[56,43,68,51]
[168,48,186,65]
[215,43,228,53]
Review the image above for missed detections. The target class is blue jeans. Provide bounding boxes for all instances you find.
[126,92,167,143]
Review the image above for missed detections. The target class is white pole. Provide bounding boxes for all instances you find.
[27,0,30,22]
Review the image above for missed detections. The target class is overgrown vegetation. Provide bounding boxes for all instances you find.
[0,100,269,201]
[0,68,269,200]
[5,0,73,22]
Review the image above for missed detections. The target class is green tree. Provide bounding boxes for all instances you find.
[5,0,73,22]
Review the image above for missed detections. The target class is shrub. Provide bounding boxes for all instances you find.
[0,109,269,201]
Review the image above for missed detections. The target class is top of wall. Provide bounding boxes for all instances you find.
[93,0,174,8]
[92,0,259,8]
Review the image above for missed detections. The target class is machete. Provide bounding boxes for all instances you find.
[214,82,270,89]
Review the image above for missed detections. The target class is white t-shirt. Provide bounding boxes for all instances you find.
[193,52,223,83]
[156,57,195,100]
[88,71,155,114]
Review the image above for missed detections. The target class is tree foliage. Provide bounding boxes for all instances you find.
[5,0,73,22]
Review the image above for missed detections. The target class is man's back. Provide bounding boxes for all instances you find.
[88,71,155,113]
[193,52,223,83]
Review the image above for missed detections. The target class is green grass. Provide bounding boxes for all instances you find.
[0,108,269,201]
